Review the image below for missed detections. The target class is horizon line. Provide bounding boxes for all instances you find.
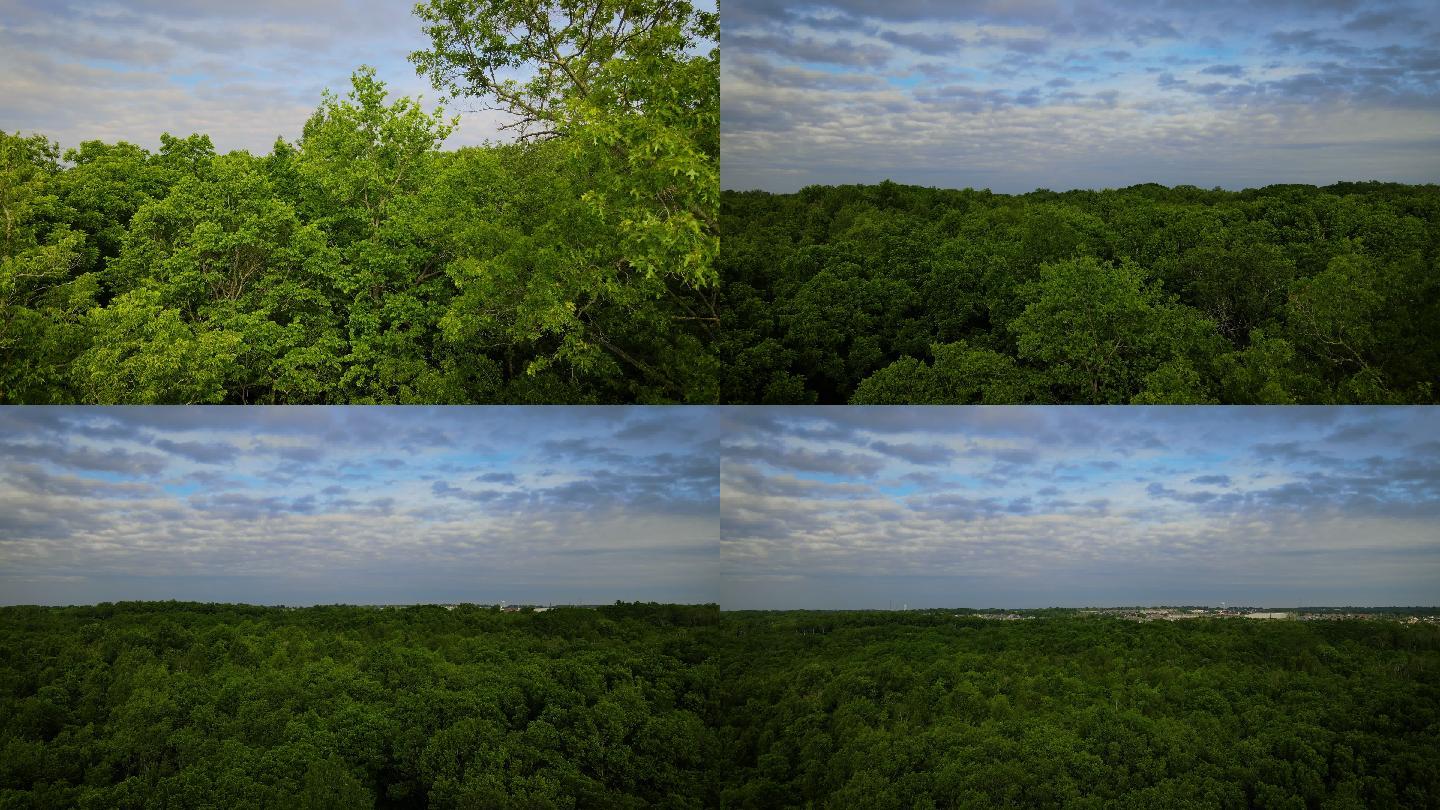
[3,601,1432,612]
[721,178,1440,196]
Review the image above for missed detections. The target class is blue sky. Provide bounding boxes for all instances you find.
[0,407,719,605]
[721,407,1440,609]
[0,0,510,153]
[723,0,1440,192]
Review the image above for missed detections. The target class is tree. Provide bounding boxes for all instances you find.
[291,67,482,403]
[852,341,1046,404]
[1010,256,1220,404]
[0,132,92,402]
[1286,252,1397,402]
[411,0,719,402]
[72,289,241,403]
[293,66,454,245]
[107,152,343,403]
[297,755,374,810]
[719,181,1440,404]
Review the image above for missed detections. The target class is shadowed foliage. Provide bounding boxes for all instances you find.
[0,601,719,809]
[716,611,1440,808]
[720,181,1440,404]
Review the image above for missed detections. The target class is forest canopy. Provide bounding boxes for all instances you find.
[5,604,1437,808]
[0,601,719,809]
[717,612,1440,809]
[719,181,1440,404]
[1,0,718,404]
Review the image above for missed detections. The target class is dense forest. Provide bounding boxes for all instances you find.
[0,0,718,404]
[717,612,1440,808]
[719,182,1440,404]
[6,605,1437,807]
[0,601,719,809]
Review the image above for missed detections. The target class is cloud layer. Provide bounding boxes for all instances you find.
[0,0,511,153]
[0,407,719,605]
[723,0,1440,191]
[721,407,1440,609]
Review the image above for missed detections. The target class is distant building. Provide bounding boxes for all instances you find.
[1245,612,1292,620]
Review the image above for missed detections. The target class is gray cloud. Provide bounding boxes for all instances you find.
[0,440,167,476]
[153,438,238,464]
[868,440,955,465]
[726,32,892,67]
[724,442,887,478]
[877,29,965,55]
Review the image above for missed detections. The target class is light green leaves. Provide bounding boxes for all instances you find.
[412,0,718,402]
[74,289,241,404]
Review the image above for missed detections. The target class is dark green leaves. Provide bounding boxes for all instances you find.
[720,182,1440,404]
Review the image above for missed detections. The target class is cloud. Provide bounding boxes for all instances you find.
[153,438,238,464]
[1344,9,1416,30]
[190,491,321,518]
[5,465,157,499]
[1128,18,1182,43]
[1146,481,1221,504]
[727,32,892,67]
[725,442,887,478]
[721,406,1440,608]
[877,29,965,55]
[0,440,167,476]
[868,440,955,465]
[0,0,532,154]
[0,407,720,605]
[723,0,1440,192]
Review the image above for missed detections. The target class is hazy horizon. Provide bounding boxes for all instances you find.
[718,603,1440,612]
[0,599,720,608]
[2,600,1430,611]
[722,177,1440,195]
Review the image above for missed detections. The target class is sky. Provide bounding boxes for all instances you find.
[0,407,719,606]
[721,407,1440,610]
[723,0,1440,192]
[0,0,512,153]
[0,0,718,156]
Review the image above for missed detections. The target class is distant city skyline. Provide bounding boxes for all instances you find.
[723,0,1440,192]
[0,407,719,606]
[721,407,1440,610]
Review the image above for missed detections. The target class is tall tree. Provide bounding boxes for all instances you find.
[411,0,719,402]
[0,132,90,402]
